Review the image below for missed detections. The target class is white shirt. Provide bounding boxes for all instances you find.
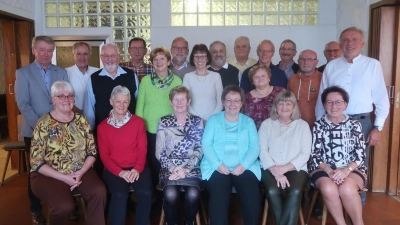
[66,65,99,110]
[315,55,390,127]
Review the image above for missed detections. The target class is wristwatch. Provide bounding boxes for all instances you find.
[374,125,383,131]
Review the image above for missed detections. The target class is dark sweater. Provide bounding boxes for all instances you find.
[208,63,239,88]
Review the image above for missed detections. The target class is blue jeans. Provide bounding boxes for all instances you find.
[103,166,152,225]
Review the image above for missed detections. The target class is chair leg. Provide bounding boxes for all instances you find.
[321,203,328,225]
[199,196,208,225]
[159,206,165,225]
[24,151,31,172]
[261,198,268,225]
[195,211,201,225]
[1,151,12,185]
[79,196,87,222]
[306,189,319,225]
[18,150,22,175]
[299,207,305,225]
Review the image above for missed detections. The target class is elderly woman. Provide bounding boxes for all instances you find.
[30,81,106,225]
[135,47,182,208]
[201,85,261,225]
[98,85,152,225]
[258,90,311,225]
[156,85,204,225]
[183,44,223,122]
[243,65,285,130]
[309,86,366,225]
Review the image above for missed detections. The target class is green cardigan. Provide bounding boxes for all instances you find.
[135,74,182,134]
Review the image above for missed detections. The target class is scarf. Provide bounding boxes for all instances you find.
[107,110,132,128]
[151,69,174,89]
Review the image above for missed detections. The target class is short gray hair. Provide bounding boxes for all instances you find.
[171,37,189,48]
[234,36,251,47]
[280,39,297,50]
[110,85,131,102]
[340,26,365,42]
[257,40,275,51]
[72,42,92,55]
[101,43,120,54]
[269,90,301,121]
[51,81,75,97]
[32,36,55,49]
[209,40,226,50]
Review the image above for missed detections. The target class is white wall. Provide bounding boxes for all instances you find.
[0,0,35,20]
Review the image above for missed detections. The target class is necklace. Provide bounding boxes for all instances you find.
[196,75,207,82]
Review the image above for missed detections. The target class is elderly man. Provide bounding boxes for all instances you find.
[208,40,240,88]
[277,39,299,80]
[240,40,287,93]
[318,41,342,72]
[168,36,195,78]
[15,35,69,225]
[227,36,257,73]
[287,50,322,128]
[66,42,99,110]
[316,27,390,205]
[84,43,139,130]
[120,37,152,81]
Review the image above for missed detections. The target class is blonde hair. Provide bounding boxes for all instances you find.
[269,90,301,121]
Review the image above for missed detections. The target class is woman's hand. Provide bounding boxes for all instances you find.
[275,175,290,189]
[119,170,136,183]
[217,164,231,175]
[64,174,82,191]
[172,166,187,178]
[129,169,140,182]
[231,164,245,176]
[332,168,350,184]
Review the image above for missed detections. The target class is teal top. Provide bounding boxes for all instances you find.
[223,121,240,170]
[201,112,261,180]
[135,74,182,134]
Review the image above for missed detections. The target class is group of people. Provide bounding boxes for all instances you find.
[15,25,389,225]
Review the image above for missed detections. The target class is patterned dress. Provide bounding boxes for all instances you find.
[155,113,204,188]
[30,113,97,174]
[243,86,285,130]
[309,115,367,179]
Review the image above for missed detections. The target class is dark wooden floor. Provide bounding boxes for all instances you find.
[0,173,400,225]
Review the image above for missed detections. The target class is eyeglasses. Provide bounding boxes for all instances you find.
[325,100,345,106]
[194,55,207,60]
[56,95,75,100]
[101,54,118,59]
[171,46,188,51]
[299,58,317,62]
[224,99,241,104]
[257,49,274,54]
[279,48,295,51]
[324,49,341,53]
[130,47,145,51]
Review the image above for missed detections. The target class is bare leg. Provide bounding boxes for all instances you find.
[316,177,346,225]
[338,179,364,225]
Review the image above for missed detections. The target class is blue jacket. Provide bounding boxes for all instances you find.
[200,112,261,180]
[240,62,288,93]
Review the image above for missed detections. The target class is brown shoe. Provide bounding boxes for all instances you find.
[31,212,46,225]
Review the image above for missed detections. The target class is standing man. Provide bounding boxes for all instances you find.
[208,40,240,88]
[120,37,152,82]
[316,27,390,205]
[169,36,195,78]
[15,35,69,225]
[277,39,299,80]
[287,50,322,129]
[227,36,257,74]
[83,43,139,131]
[66,42,99,110]
[318,41,342,72]
[240,40,287,93]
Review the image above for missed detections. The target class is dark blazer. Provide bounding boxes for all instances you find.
[15,62,68,137]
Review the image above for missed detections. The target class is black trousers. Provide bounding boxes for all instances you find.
[24,137,42,213]
[205,170,260,225]
[146,131,163,200]
[261,170,308,225]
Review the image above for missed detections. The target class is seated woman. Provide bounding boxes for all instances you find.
[309,86,367,225]
[30,81,106,225]
[97,85,152,225]
[258,90,311,225]
[156,85,204,225]
[243,65,285,130]
[201,85,261,225]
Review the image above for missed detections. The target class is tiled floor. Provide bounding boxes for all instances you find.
[0,172,399,225]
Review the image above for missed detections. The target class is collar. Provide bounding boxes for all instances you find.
[171,60,189,70]
[209,62,228,70]
[99,66,127,79]
[34,61,51,72]
[234,57,252,66]
[279,60,294,69]
[341,54,362,64]
[73,64,90,75]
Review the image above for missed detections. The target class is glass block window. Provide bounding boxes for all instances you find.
[44,0,151,62]
[171,0,318,26]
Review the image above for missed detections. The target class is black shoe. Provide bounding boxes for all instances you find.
[127,197,137,211]
[31,212,46,225]
[184,220,194,225]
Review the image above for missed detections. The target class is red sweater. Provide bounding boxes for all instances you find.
[97,115,147,176]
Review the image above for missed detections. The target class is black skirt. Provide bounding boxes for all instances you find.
[160,177,202,189]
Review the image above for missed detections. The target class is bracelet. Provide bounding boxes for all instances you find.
[323,165,330,172]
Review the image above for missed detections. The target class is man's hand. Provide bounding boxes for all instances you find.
[366,128,381,146]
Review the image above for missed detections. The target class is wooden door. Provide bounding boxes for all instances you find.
[1,20,34,169]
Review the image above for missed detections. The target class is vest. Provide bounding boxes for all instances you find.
[208,64,240,88]
[91,67,137,127]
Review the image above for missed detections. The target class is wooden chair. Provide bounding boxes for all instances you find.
[156,184,208,225]
[1,141,29,185]
[306,187,365,225]
[261,197,305,225]
[71,190,88,222]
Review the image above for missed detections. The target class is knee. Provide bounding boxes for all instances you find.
[49,200,74,217]
[164,188,179,203]
[186,188,200,203]
[90,183,107,200]
[265,187,280,197]
[320,185,340,200]
[338,183,358,199]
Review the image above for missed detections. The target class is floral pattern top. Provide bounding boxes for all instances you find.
[30,113,97,174]
[309,115,367,178]
[155,113,204,181]
[243,86,285,130]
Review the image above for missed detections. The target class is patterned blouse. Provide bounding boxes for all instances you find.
[30,113,97,175]
[155,113,204,181]
[309,115,367,178]
[243,86,285,130]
